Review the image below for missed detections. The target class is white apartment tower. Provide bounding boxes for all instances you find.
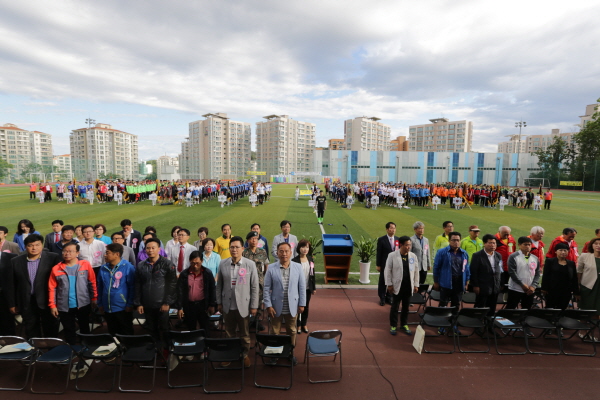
[181,113,251,180]
[408,118,473,152]
[53,154,72,177]
[344,117,391,151]
[70,123,139,181]
[255,115,316,180]
[0,123,53,182]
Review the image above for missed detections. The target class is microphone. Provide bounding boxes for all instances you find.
[342,224,350,240]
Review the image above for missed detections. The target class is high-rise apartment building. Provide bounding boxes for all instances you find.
[0,123,53,182]
[180,113,251,180]
[255,115,315,180]
[408,118,473,152]
[497,135,526,153]
[53,154,72,177]
[70,123,139,181]
[524,129,577,153]
[328,139,345,150]
[580,103,598,128]
[157,155,180,181]
[344,117,391,151]
[390,135,408,151]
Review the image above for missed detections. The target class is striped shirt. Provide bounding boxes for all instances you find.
[27,258,41,294]
[280,266,290,314]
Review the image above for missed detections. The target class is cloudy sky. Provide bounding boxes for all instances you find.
[0,0,598,159]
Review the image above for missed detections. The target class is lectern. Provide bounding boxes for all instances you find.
[322,234,353,284]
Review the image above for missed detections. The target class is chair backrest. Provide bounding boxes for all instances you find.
[417,284,430,294]
[308,330,342,346]
[204,337,242,353]
[115,334,156,351]
[77,333,117,349]
[561,309,597,321]
[525,308,561,322]
[424,306,455,318]
[256,333,293,349]
[169,329,205,344]
[494,309,527,323]
[0,335,28,347]
[457,307,489,319]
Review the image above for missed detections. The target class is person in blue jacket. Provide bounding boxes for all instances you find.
[433,231,470,334]
[13,219,41,252]
[97,243,136,336]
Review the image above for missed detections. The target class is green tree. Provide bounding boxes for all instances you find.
[0,158,14,180]
[532,136,574,188]
[145,172,157,180]
[573,100,600,189]
[20,163,43,179]
[99,172,121,180]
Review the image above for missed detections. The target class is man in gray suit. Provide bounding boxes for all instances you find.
[271,220,298,262]
[264,242,306,364]
[44,219,64,251]
[410,221,432,284]
[216,236,259,368]
[0,226,20,254]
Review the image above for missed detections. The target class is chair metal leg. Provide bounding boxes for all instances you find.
[203,358,244,393]
[526,328,562,355]
[562,329,597,357]
[167,355,204,388]
[457,327,490,353]
[75,358,117,392]
[30,357,74,394]
[0,357,33,391]
[254,353,294,390]
[118,356,156,393]
[493,327,527,355]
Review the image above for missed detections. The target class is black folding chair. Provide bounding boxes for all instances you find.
[454,307,490,353]
[557,309,597,356]
[28,338,81,394]
[427,289,441,306]
[75,333,121,392]
[304,330,342,384]
[0,336,35,391]
[419,307,456,354]
[522,308,562,355]
[254,334,294,390]
[203,337,245,393]
[460,292,477,309]
[168,329,206,388]
[490,309,527,355]
[116,334,160,393]
[407,284,429,325]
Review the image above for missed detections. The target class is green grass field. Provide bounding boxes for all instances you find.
[1,184,598,284]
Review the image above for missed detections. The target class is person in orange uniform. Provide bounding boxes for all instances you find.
[29,182,37,200]
[495,226,517,291]
[543,190,553,210]
[448,187,456,208]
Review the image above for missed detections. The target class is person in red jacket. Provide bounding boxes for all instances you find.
[528,226,546,266]
[48,242,98,344]
[582,229,600,253]
[495,226,516,291]
[546,227,579,263]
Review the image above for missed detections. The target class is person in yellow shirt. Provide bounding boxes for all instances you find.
[215,224,232,259]
[460,225,483,262]
[433,221,454,263]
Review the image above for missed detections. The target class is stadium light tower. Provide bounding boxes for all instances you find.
[515,120,526,186]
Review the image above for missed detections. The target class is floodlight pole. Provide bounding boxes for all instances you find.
[515,120,526,187]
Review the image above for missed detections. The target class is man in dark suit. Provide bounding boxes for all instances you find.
[43,219,64,251]
[376,222,400,306]
[0,251,17,335]
[470,234,502,316]
[120,219,142,257]
[6,234,61,338]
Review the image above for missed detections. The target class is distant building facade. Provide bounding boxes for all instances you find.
[344,117,391,151]
[70,123,139,181]
[408,118,473,152]
[0,123,53,183]
[157,155,180,181]
[255,115,315,180]
[53,154,72,178]
[180,113,251,180]
[389,135,408,151]
[497,135,526,153]
[328,139,345,150]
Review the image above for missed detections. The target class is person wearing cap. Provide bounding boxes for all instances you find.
[506,237,541,310]
[242,231,269,331]
[460,225,483,263]
[546,227,579,263]
[541,242,579,310]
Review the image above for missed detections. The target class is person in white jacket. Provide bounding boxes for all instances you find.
[385,236,420,336]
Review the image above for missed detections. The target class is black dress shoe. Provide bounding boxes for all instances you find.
[379,299,385,306]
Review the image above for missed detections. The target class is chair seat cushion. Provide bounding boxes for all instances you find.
[207,348,241,362]
[423,315,452,328]
[524,316,555,330]
[307,337,339,355]
[409,294,425,304]
[121,346,156,363]
[37,345,77,363]
[558,317,591,331]
[0,349,35,360]
[172,343,205,356]
[258,344,292,359]
[456,315,484,328]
